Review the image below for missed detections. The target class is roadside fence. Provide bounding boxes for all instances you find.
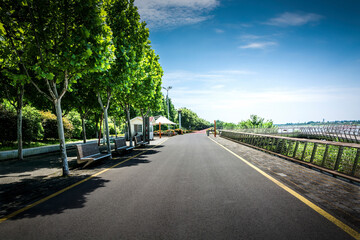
[220,130,360,183]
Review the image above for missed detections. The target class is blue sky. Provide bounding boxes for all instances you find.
[135,0,360,124]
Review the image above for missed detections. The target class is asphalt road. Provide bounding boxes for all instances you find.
[0,134,354,239]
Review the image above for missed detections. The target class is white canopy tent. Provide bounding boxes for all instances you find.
[153,116,176,125]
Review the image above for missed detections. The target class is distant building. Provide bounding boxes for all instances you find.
[129,116,154,140]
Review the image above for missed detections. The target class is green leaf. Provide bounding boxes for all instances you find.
[0,22,6,35]
[46,73,55,80]
[84,29,90,38]
[85,48,93,57]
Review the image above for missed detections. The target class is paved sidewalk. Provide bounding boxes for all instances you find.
[210,135,360,231]
[0,137,166,219]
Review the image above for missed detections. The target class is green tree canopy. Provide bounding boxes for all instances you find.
[0,0,114,175]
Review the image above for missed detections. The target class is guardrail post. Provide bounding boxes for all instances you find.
[310,143,318,163]
[251,135,255,145]
[286,141,293,156]
[280,139,287,154]
[275,138,280,153]
[301,142,308,161]
[293,141,299,158]
[261,137,266,148]
[264,137,269,149]
[334,146,344,171]
[321,144,329,167]
[351,148,360,176]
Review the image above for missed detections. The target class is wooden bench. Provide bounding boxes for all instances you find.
[134,135,149,147]
[76,142,111,168]
[114,138,134,154]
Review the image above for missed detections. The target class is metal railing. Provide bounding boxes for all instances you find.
[225,125,360,143]
[220,130,360,182]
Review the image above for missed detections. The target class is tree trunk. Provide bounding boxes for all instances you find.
[16,107,23,161]
[102,117,106,145]
[95,113,99,138]
[98,113,103,146]
[103,108,111,154]
[16,85,24,161]
[54,98,69,176]
[142,113,145,139]
[140,110,146,141]
[114,118,117,138]
[81,116,86,143]
[126,106,133,147]
[97,93,111,154]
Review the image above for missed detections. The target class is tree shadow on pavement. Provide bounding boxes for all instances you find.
[0,145,165,220]
[0,175,109,221]
[0,149,78,176]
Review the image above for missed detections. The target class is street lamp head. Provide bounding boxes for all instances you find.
[163,86,172,91]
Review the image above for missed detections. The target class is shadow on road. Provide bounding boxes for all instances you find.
[0,144,165,221]
[0,149,78,176]
[0,175,109,221]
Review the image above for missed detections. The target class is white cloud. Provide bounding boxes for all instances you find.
[212,70,256,75]
[135,0,219,29]
[211,84,225,89]
[239,42,277,49]
[240,34,263,40]
[214,28,224,33]
[163,69,256,85]
[265,12,323,27]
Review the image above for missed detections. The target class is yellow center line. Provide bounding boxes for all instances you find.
[0,139,168,224]
[208,137,360,240]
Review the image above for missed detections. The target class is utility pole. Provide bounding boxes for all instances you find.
[163,86,172,129]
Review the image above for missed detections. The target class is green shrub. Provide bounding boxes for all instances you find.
[67,111,82,139]
[0,105,17,144]
[22,105,44,143]
[40,111,74,140]
[0,104,44,145]
[110,126,115,135]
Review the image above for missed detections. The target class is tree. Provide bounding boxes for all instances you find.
[63,80,101,143]
[133,44,163,138]
[107,0,149,147]
[179,108,211,130]
[238,115,275,129]
[0,0,114,175]
[96,71,113,153]
[0,1,33,160]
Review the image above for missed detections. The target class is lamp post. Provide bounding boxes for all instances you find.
[178,109,182,129]
[162,86,172,129]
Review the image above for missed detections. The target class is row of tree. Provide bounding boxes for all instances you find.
[215,115,275,130]
[0,0,163,176]
[179,108,211,130]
